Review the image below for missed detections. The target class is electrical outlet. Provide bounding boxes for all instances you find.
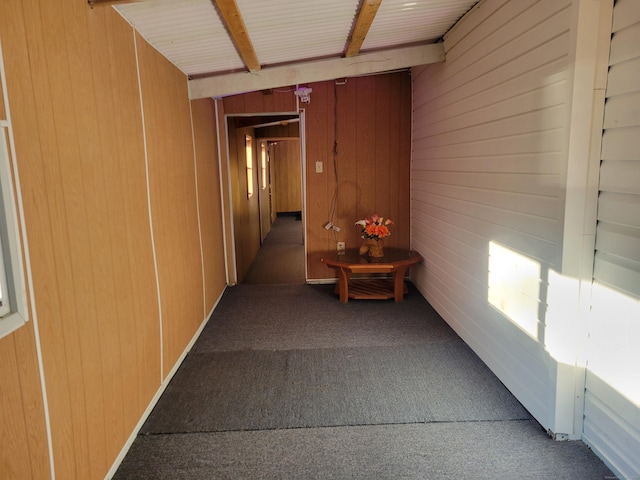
[337,241,345,252]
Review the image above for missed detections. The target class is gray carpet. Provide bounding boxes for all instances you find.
[141,343,529,434]
[242,214,305,285]
[114,284,615,479]
[118,421,612,480]
[191,284,459,352]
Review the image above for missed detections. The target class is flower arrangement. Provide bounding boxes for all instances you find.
[355,214,394,240]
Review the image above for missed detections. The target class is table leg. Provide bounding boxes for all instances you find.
[337,267,350,303]
[393,267,409,302]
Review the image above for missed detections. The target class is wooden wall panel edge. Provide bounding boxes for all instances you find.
[131,30,165,385]
[134,31,206,375]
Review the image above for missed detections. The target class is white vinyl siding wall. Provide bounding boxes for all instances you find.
[411,0,573,432]
[583,0,640,477]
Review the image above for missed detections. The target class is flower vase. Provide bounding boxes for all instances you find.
[359,238,384,257]
[368,239,384,257]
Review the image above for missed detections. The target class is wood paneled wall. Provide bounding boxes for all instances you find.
[223,89,298,115]
[1,4,161,478]
[0,29,49,477]
[223,74,412,280]
[0,1,226,478]
[0,141,48,477]
[305,75,412,278]
[256,122,301,231]
[192,99,228,313]
[273,140,302,213]
[256,122,300,138]
[227,122,261,283]
[136,35,205,374]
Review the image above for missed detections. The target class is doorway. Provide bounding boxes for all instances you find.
[224,113,305,285]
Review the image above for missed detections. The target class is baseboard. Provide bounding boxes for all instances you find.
[306,278,337,285]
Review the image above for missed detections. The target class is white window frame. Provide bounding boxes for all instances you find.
[0,226,10,317]
[0,39,29,339]
[0,122,28,339]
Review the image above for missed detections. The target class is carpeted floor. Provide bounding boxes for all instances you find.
[117,419,613,479]
[242,213,305,285]
[141,342,529,433]
[113,283,616,479]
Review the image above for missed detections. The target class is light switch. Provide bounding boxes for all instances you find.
[315,161,323,173]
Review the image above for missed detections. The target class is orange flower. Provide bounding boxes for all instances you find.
[355,214,394,240]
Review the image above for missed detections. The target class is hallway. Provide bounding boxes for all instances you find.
[242,213,305,285]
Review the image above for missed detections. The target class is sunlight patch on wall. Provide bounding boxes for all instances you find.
[545,269,580,365]
[488,241,542,339]
[588,281,640,405]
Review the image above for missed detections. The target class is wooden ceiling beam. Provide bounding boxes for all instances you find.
[189,42,445,99]
[213,0,261,72]
[345,0,382,57]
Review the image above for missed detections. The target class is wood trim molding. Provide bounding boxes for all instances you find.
[189,43,444,99]
[345,0,382,57]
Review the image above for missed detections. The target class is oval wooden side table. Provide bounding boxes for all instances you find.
[321,248,423,303]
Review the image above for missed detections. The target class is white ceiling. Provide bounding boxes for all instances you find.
[114,0,479,98]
